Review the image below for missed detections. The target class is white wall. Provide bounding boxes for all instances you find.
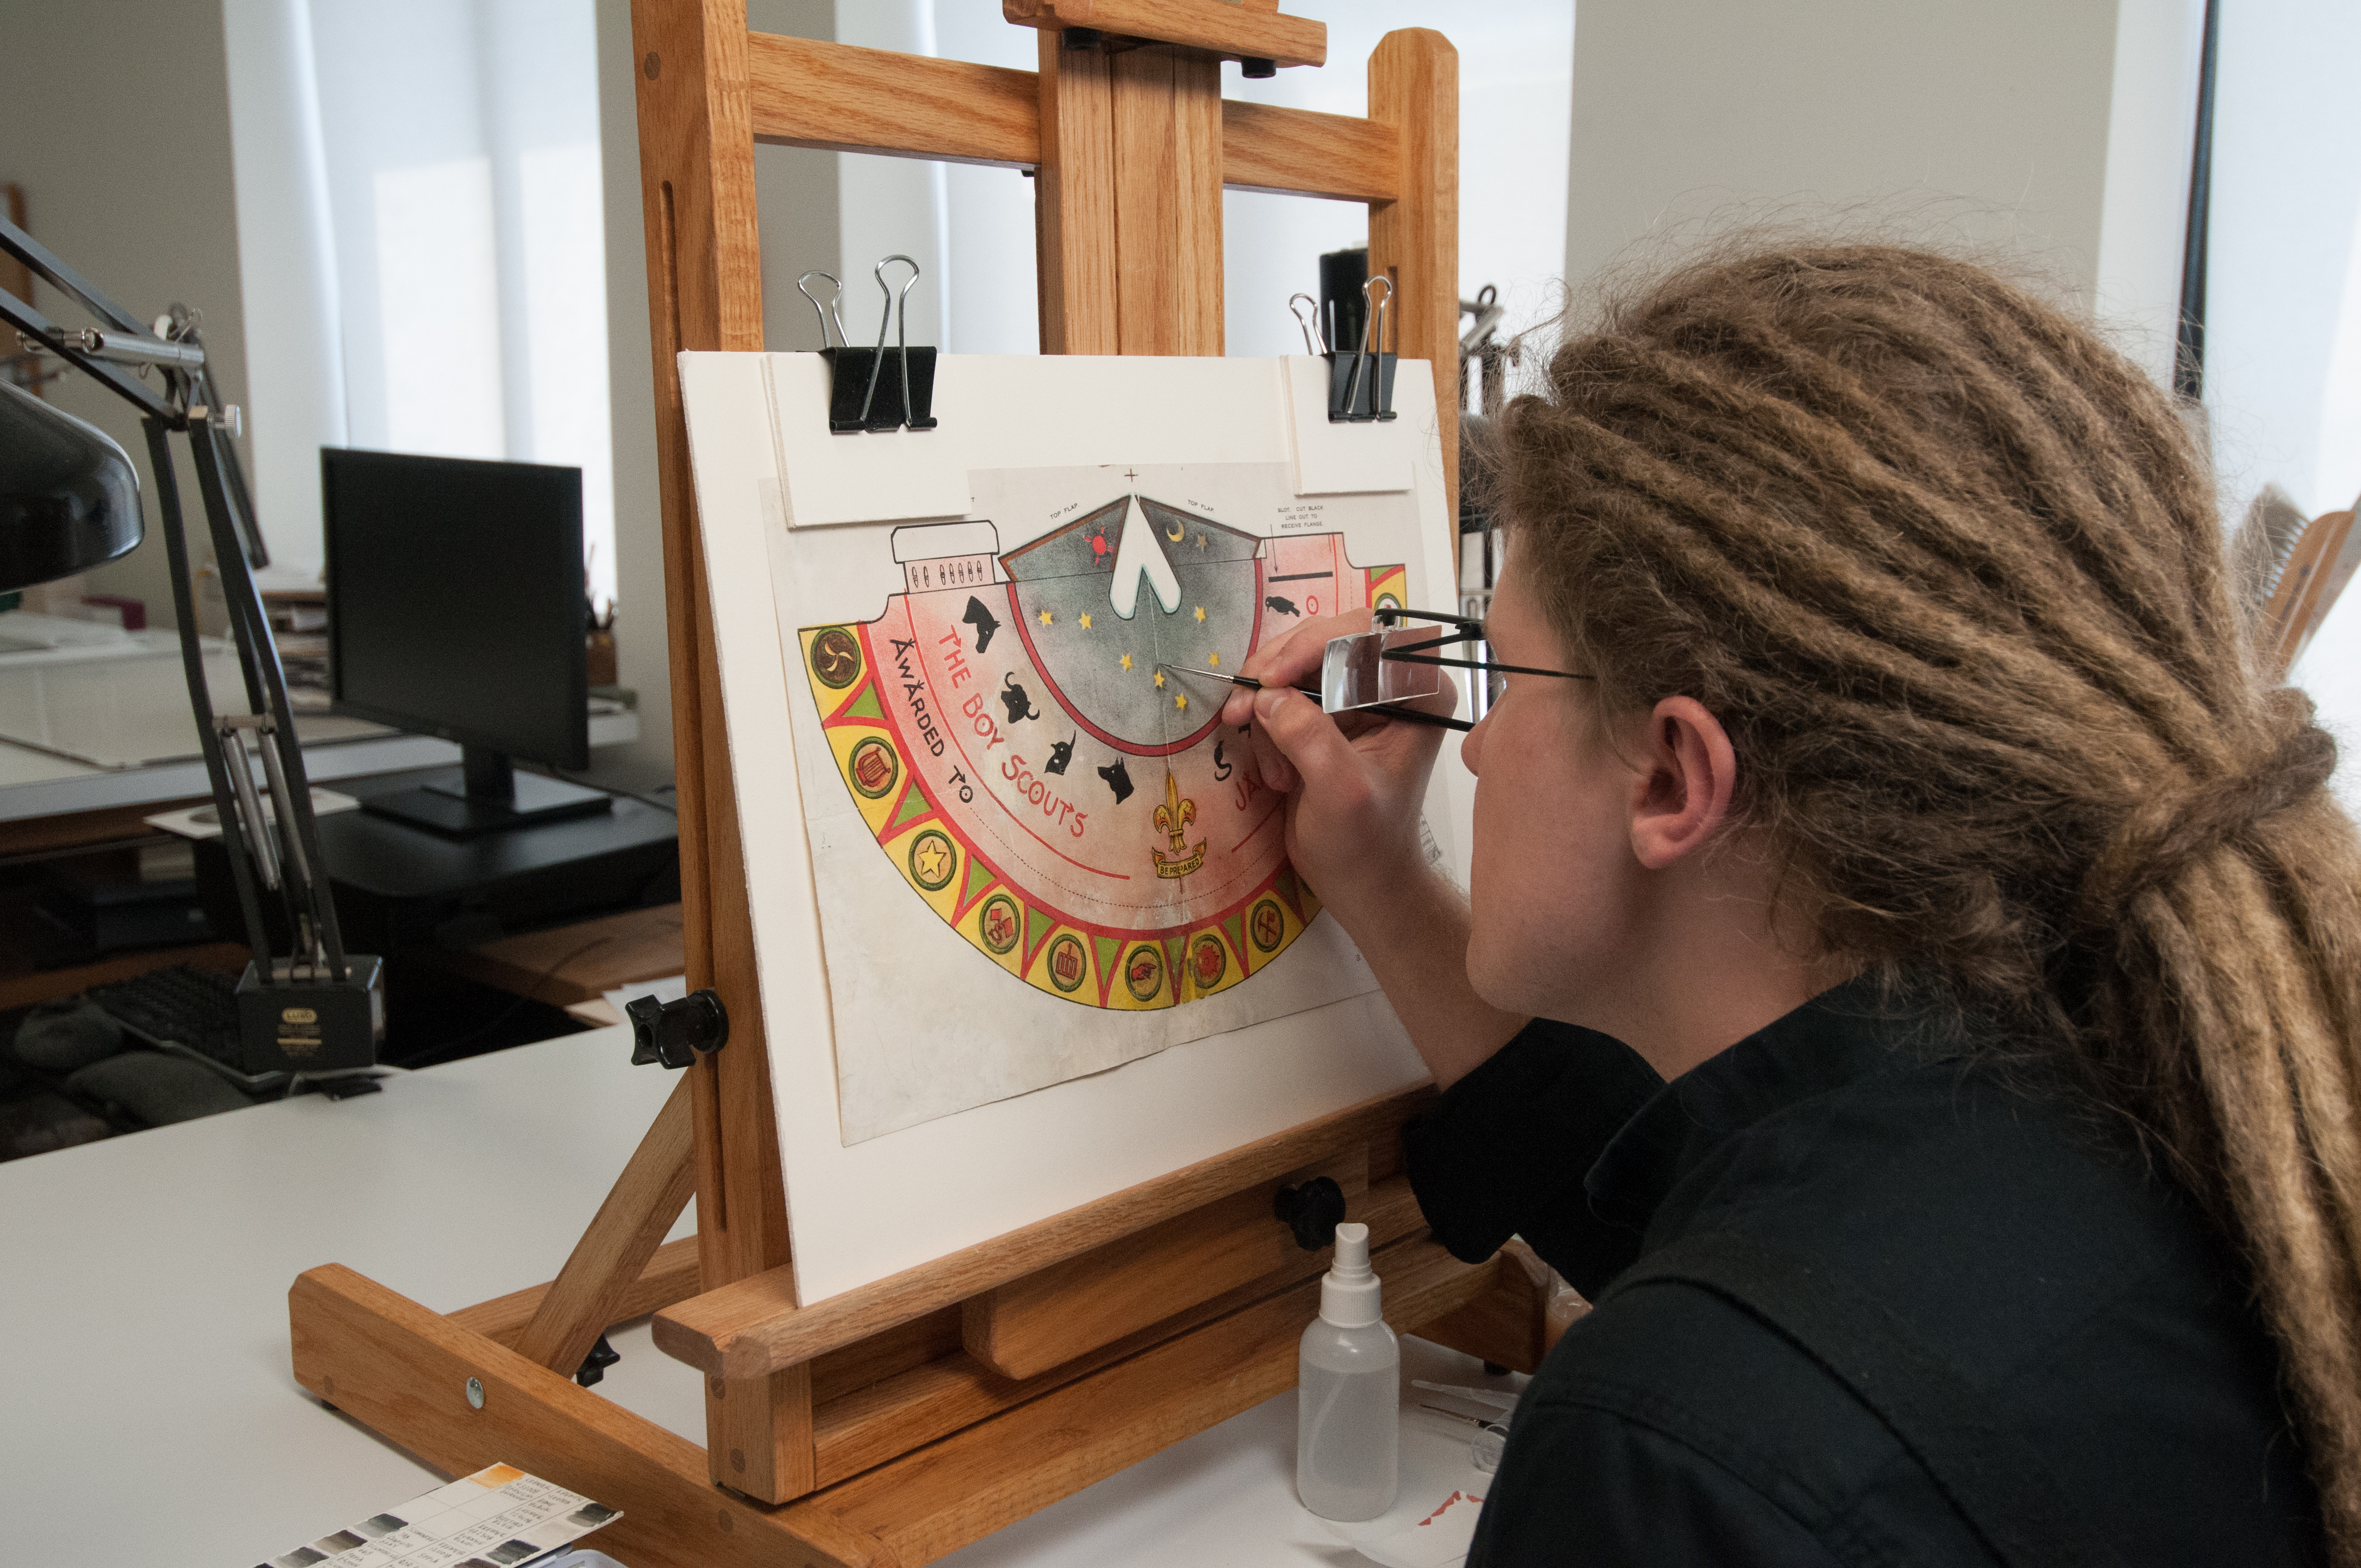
[0,0,255,627]
[2094,0,2207,388]
[2202,0,2361,808]
[1562,1,2130,313]
[222,0,347,581]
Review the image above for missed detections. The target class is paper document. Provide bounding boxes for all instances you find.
[256,1463,619,1568]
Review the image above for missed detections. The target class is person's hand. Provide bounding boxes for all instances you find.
[1218,611,1455,939]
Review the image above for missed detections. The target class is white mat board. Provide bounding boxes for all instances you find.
[680,350,1470,1304]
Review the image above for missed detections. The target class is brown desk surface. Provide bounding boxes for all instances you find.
[431,902,686,1006]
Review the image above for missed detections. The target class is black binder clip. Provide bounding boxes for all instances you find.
[1322,274,1396,423]
[812,254,938,434]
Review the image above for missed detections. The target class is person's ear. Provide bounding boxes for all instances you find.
[1627,696,1738,870]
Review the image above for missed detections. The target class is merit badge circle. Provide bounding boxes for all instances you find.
[1045,934,1088,993]
[978,894,1021,955]
[810,626,862,688]
[1249,897,1285,953]
[907,830,956,891]
[1190,933,1228,989]
[1374,590,1403,613]
[1123,944,1165,1003]
[848,737,900,799]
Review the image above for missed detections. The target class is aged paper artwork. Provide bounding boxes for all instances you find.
[787,461,1415,1142]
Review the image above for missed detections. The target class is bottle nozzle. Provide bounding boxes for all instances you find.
[1319,1221,1382,1327]
[1331,1221,1372,1279]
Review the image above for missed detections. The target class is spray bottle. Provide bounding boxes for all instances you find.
[1296,1220,1399,1520]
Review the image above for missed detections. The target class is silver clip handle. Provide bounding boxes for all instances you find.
[1288,292,1326,356]
[796,270,847,348]
[861,254,923,427]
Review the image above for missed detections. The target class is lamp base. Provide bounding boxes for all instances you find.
[235,955,384,1075]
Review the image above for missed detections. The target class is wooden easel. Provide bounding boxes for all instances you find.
[290,7,1555,1565]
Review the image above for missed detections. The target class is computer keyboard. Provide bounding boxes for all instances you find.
[87,964,249,1072]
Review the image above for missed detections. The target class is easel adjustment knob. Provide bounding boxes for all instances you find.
[627,987,730,1069]
[1272,1175,1347,1251]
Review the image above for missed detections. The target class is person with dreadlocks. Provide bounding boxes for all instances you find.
[1223,245,2347,1565]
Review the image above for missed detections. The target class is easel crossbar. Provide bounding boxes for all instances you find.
[744,34,1399,203]
[655,1086,1433,1379]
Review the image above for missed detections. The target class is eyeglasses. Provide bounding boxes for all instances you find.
[1323,607,1592,722]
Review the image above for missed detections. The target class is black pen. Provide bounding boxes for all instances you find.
[1158,665,1471,732]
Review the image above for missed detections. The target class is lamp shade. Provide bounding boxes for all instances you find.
[0,377,144,591]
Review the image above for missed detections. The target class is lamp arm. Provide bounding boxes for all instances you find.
[3,205,343,983]
[142,418,275,978]
[0,214,144,334]
[187,423,347,979]
[0,280,175,423]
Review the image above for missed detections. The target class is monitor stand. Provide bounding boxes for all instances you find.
[361,745,612,840]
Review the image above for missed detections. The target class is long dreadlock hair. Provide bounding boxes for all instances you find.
[1493,243,2361,1556]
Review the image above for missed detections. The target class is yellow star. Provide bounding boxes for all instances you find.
[1193,606,1206,623]
[1174,692,1189,710]
[913,839,949,881]
[1208,651,1221,667]
[1194,533,1207,551]
[1079,612,1092,630]
[1154,669,1166,688]
[1037,609,1053,626]
[1119,651,1133,672]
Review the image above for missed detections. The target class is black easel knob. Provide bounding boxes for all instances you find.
[628,987,729,1070]
[1272,1175,1347,1251]
[1241,57,1276,78]
[575,1332,621,1387]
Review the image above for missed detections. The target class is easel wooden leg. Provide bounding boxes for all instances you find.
[1367,28,1460,516]
[511,1076,698,1378]
[292,1265,881,1568]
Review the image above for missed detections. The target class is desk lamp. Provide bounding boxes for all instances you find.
[1,215,383,1077]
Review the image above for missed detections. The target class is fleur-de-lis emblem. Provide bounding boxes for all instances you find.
[1151,770,1205,879]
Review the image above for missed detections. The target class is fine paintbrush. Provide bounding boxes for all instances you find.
[1157,665,1472,732]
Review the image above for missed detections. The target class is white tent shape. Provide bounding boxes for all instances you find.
[1106,493,1182,620]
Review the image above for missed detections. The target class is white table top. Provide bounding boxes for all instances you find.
[0,1025,1505,1567]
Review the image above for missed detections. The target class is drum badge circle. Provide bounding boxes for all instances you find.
[1124,944,1165,1003]
[979,894,1021,955]
[810,626,862,688]
[1046,933,1087,993]
[1190,933,1227,989]
[1249,897,1285,953]
[907,830,956,891]
[848,737,900,799]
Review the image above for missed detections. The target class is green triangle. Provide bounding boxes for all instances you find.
[1274,866,1307,920]
[1092,934,1124,988]
[1025,903,1057,963]
[1222,913,1244,960]
[889,783,932,830]
[840,683,885,722]
[961,851,995,907]
[1163,934,1186,996]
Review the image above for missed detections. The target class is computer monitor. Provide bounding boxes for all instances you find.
[322,448,609,839]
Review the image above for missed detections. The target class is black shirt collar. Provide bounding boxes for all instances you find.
[1582,972,1956,1231]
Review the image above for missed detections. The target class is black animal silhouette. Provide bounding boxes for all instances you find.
[1046,734,1076,775]
[1264,595,1300,617]
[1212,737,1232,781]
[1098,757,1135,804]
[999,672,1041,725]
[962,595,1000,654]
